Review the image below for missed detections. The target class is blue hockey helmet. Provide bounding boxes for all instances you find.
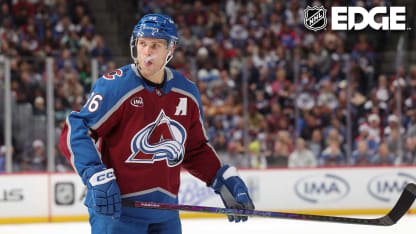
[130,14,178,60]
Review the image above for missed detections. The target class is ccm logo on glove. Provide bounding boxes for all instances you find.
[89,168,116,186]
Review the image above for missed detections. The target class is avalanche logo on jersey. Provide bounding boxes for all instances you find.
[126,110,186,167]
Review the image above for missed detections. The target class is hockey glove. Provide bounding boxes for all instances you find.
[84,167,121,218]
[211,165,255,222]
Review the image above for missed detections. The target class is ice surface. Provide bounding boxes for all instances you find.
[0,215,414,234]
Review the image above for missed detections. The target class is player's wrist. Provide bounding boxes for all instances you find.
[210,165,238,192]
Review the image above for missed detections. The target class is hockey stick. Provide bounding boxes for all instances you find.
[122,182,416,226]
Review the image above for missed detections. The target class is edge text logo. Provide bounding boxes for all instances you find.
[304,6,408,31]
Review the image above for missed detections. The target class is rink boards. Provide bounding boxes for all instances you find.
[0,166,415,223]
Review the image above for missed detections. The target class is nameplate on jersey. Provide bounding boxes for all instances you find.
[126,110,187,167]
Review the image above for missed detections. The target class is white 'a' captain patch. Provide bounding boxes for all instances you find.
[174,98,187,116]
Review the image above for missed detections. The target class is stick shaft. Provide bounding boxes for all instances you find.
[122,183,416,226]
[122,200,379,225]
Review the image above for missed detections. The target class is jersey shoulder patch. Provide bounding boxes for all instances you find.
[90,65,142,111]
[103,69,123,80]
[100,64,132,81]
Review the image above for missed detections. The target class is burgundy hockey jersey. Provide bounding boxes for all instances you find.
[60,64,222,206]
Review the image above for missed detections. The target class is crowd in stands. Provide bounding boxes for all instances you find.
[0,0,112,172]
[138,0,416,168]
[1,0,416,172]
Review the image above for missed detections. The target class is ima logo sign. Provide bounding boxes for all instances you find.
[304,5,408,31]
[295,174,350,203]
[126,110,186,167]
[367,172,416,202]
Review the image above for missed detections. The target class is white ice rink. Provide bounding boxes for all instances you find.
[0,215,414,234]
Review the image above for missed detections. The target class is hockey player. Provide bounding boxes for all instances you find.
[59,14,254,234]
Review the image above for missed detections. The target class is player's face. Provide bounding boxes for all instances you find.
[136,37,171,79]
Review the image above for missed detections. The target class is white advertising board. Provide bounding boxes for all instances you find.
[0,174,48,218]
[50,173,88,217]
[179,166,416,213]
[0,166,415,223]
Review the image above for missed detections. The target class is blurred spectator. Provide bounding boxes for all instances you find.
[197,60,220,83]
[372,143,396,165]
[266,102,283,133]
[351,140,374,165]
[387,129,400,156]
[254,91,269,115]
[320,140,344,166]
[308,129,323,158]
[351,34,375,85]
[309,41,330,76]
[375,75,389,103]
[33,96,46,116]
[13,0,35,27]
[384,114,405,138]
[324,128,343,148]
[277,22,297,49]
[354,123,378,154]
[266,131,293,167]
[79,26,96,52]
[284,0,303,27]
[30,139,46,171]
[91,36,112,62]
[247,104,265,134]
[400,137,416,165]
[63,72,84,107]
[288,138,317,168]
[367,113,381,143]
[249,139,266,169]
[225,142,249,168]
[317,79,338,111]
[0,3,13,26]
[55,15,76,39]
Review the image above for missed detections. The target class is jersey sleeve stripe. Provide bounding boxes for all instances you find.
[121,187,177,199]
[91,86,144,130]
[65,115,80,175]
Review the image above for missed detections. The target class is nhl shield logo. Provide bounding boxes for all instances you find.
[304,6,327,31]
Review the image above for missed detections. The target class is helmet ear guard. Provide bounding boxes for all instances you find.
[167,41,175,57]
[130,35,139,61]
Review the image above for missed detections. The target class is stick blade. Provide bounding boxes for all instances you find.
[382,183,416,225]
